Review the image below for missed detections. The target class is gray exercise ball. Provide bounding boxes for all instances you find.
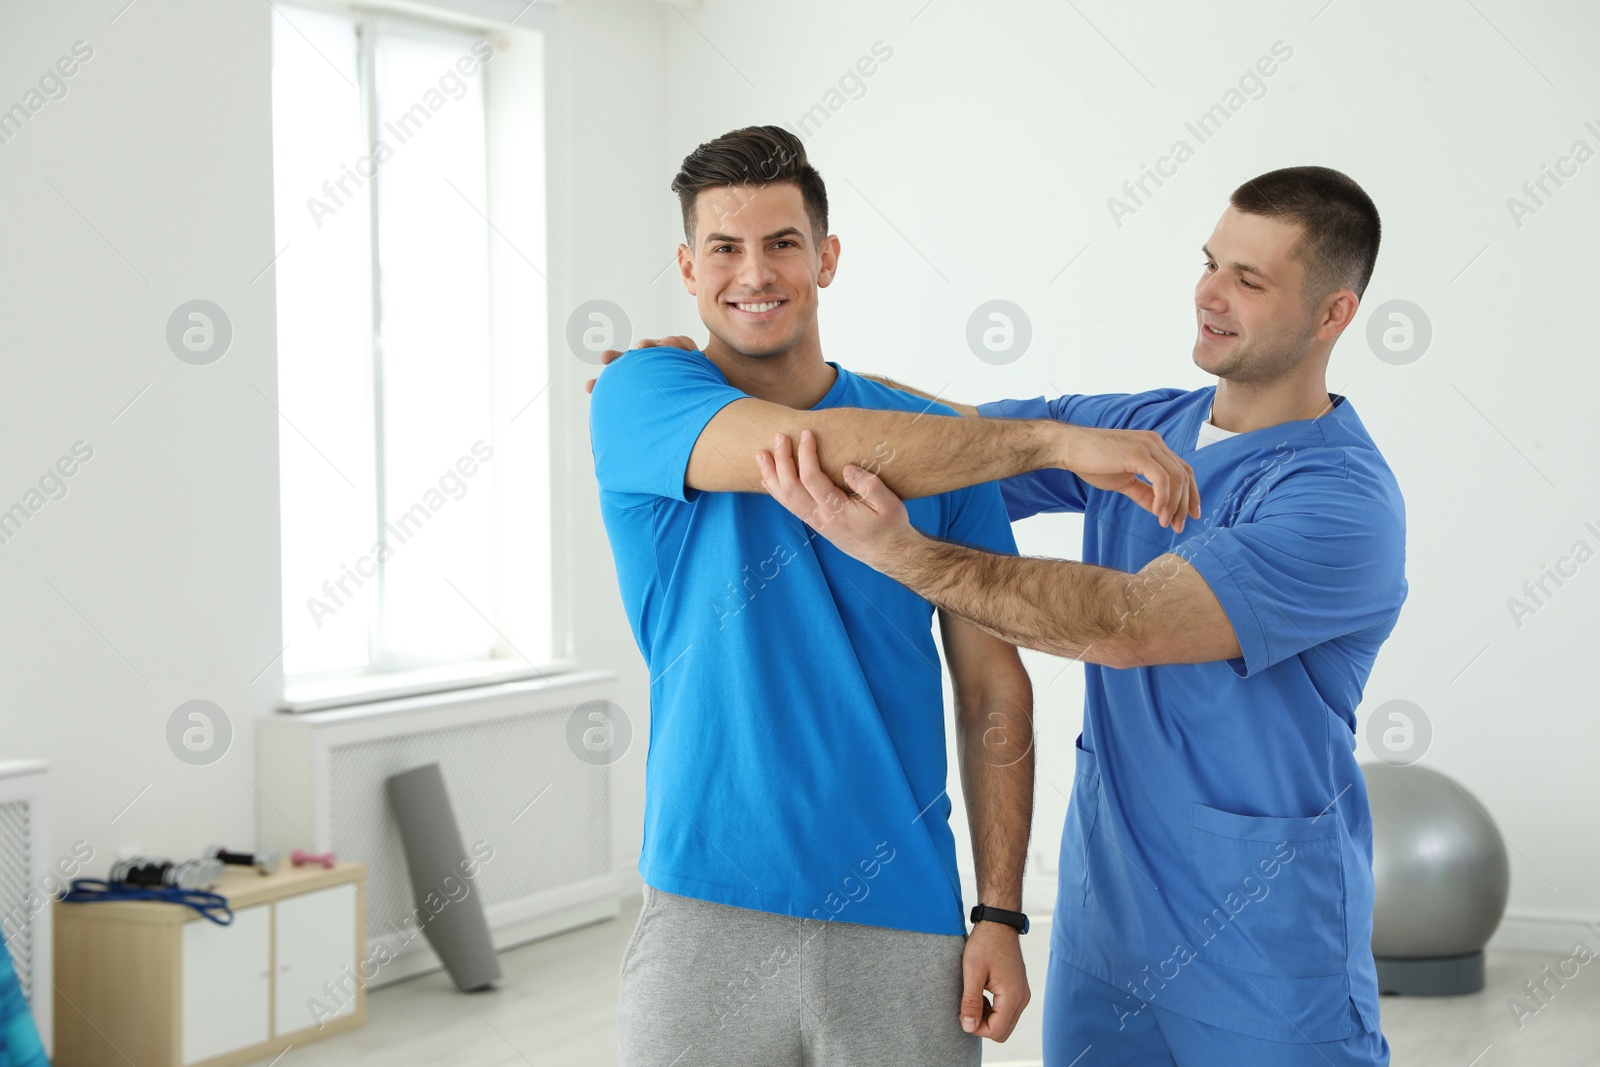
[1364,762,1510,995]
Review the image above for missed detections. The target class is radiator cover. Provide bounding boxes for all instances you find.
[0,760,52,1055]
[258,672,620,985]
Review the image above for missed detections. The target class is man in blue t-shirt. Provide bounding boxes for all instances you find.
[588,127,1205,1067]
[752,167,1404,1066]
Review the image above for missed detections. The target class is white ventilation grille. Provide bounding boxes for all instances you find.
[0,760,51,1053]
[327,708,610,946]
[258,672,621,979]
[0,798,35,1001]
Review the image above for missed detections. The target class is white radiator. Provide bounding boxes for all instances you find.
[0,759,52,1055]
[257,671,621,987]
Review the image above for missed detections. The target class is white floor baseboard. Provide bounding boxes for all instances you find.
[1489,911,1600,956]
[367,895,623,990]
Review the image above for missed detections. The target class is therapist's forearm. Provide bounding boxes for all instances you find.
[882,534,1138,666]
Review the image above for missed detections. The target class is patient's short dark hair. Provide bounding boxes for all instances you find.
[672,125,829,244]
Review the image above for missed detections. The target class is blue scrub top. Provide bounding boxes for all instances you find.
[591,347,1018,936]
[978,387,1407,1044]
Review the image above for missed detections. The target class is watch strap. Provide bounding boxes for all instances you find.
[969,903,1029,934]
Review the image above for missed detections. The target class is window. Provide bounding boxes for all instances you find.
[270,4,550,695]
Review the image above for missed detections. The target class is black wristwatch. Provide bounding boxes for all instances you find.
[970,903,1029,934]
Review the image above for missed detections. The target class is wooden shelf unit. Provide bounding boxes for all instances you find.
[52,862,367,1067]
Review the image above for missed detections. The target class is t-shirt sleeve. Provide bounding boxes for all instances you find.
[942,479,1020,558]
[589,347,749,502]
[1178,470,1407,678]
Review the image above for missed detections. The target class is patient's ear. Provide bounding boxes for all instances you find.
[677,243,697,295]
[817,234,841,289]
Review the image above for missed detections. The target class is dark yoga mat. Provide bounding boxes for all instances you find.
[385,762,502,991]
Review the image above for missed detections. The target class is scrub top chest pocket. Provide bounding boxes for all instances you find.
[1187,802,1347,979]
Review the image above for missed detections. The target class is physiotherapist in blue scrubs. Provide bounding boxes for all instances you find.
[756,166,1406,1065]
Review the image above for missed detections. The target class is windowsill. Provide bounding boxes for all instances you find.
[280,657,583,714]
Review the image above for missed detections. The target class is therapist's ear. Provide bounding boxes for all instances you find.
[1313,289,1358,341]
[678,243,698,296]
[816,234,840,289]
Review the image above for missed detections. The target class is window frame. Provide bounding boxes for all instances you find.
[271,1,559,709]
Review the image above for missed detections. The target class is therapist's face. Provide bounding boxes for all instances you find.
[1192,206,1320,383]
[677,183,839,360]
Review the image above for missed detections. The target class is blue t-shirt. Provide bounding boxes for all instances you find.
[591,347,1019,936]
[979,387,1406,1044]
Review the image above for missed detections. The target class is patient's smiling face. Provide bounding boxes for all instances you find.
[678,182,838,360]
[1192,206,1322,383]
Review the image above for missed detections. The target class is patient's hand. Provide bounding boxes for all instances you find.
[583,335,702,394]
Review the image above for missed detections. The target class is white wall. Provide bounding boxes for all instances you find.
[527,0,669,891]
[655,0,1600,940]
[0,0,668,898]
[0,0,285,879]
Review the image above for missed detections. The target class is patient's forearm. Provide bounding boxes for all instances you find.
[686,397,1061,498]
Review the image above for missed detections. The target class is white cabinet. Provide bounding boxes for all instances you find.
[181,904,271,1065]
[54,863,365,1067]
[274,882,358,1036]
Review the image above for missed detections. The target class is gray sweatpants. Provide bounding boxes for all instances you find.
[618,886,981,1067]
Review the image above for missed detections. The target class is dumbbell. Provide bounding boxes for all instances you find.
[206,846,281,875]
[110,856,225,891]
[292,849,338,868]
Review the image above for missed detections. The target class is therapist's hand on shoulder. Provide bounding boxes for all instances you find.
[961,921,1030,1041]
[582,335,702,394]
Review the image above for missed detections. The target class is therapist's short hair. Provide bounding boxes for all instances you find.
[672,125,829,245]
[1230,167,1381,304]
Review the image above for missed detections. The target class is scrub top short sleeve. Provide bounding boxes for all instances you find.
[1179,467,1407,678]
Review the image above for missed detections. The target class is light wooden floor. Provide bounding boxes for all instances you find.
[246,897,1600,1066]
